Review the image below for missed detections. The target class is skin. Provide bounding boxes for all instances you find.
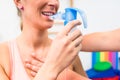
[0,0,89,80]
[81,28,120,51]
[26,52,87,77]
[56,69,89,80]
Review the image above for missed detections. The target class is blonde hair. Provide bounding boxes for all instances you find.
[17,7,23,30]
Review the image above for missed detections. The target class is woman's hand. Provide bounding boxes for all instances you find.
[25,20,82,77]
[43,20,83,75]
[25,53,45,77]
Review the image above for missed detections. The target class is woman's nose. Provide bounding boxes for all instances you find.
[48,0,59,6]
[48,0,59,10]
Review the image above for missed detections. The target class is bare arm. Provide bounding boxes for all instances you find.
[72,55,88,77]
[81,28,120,51]
[57,69,89,80]
[0,43,10,80]
[0,65,9,80]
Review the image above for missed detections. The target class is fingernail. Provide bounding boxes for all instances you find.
[26,63,31,67]
[31,71,36,77]
[24,59,29,62]
[31,53,35,56]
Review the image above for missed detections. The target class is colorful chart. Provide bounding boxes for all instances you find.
[92,51,118,69]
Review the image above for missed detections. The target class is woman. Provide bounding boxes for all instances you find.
[0,0,89,80]
[17,0,87,78]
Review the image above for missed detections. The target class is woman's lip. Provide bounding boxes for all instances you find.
[41,11,56,20]
[42,11,56,15]
[41,13,54,21]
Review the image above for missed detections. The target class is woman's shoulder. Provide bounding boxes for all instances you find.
[0,41,9,55]
[0,41,10,55]
[0,41,11,78]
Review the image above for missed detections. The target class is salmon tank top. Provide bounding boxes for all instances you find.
[8,40,30,80]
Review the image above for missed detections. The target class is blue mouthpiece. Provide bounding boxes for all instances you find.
[50,7,87,28]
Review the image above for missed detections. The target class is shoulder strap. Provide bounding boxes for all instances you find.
[8,39,30,80]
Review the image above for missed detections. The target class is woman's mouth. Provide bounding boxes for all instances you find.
[42,12,55,16]
[41,11,56,20]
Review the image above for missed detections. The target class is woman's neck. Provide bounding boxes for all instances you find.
[16,22,53,58]
[17,29,52,52]
[16,29,52,62]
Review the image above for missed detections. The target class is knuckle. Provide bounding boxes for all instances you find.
[62,38,71,46]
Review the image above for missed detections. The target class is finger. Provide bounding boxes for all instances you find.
[30,71,37,77]
[31,60,43,68]
[74,36,83,47]
[31,65,39,73]
[28,53,45,66]
[31,53,45,62]
[74,43,82,53]
[59,20,81,36]
[73,35,83,53]
[25,58,43,68]
[26,63,39,73]
[25,59,32,65]
[67,29,82,41]
[26,60,43,69]
[69,35,82,49]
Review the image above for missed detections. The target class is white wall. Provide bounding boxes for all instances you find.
[0,0,21,42]
[74,0,120,33]
[0,0,120,70]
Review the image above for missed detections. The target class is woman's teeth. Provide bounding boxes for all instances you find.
[42,12,54,16]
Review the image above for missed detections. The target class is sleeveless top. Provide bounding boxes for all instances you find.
[8,40,77,80]
[9,40,30,80]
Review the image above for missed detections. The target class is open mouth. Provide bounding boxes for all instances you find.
[42,11,55,16]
